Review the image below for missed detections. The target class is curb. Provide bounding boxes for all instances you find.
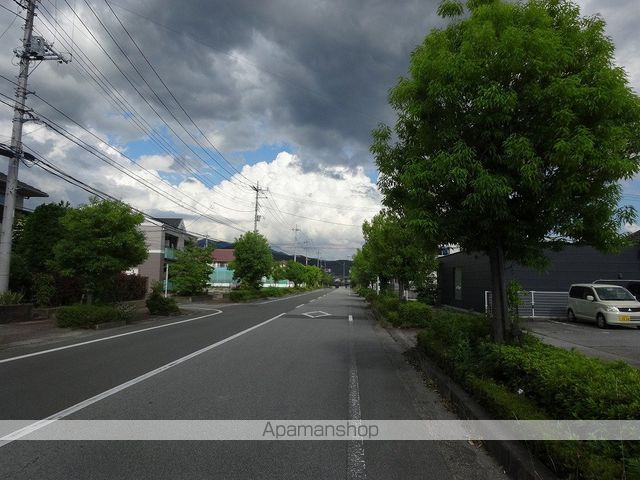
[385,327,558,480]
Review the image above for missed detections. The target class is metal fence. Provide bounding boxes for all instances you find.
[484,290,569,319]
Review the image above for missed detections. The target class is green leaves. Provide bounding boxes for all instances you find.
[170,242,214,296]
[53,199,147,297]
[231,231,273,290]
[373,0,640,263]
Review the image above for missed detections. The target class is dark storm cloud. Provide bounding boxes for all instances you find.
[44,0,443,171]
[1,0,637,177]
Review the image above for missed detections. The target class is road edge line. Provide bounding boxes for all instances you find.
[0,310,224,364]
[0,312,287,447]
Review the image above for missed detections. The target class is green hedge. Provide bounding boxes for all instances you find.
[146,283,180,315]
[230,287,314,302]
[56,304,132,328]
[417,309,640,480]
[398,302,432,327]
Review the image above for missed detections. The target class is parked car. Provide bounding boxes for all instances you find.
[593,279,640,298]
[567,283,640,328]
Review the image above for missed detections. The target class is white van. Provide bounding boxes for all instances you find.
[567,283,640,328]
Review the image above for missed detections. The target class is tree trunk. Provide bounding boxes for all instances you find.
[397,278,404,300]
[488,244,508,344]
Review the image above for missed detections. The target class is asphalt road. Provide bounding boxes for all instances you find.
[0,289,504,479]
[524,318,640,366]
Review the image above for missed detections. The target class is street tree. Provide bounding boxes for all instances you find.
[361,212,437,300]
[284,260,307,287]
[350,248,375,290]
[373,0,640,342]
[53,198,147,303]
[302,265,324,288]
[230,231,273,290]
[170,241,214,296]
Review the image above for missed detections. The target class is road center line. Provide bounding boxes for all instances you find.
[0,310,224,365]
[0,312,287,447]
[347,317,367,479]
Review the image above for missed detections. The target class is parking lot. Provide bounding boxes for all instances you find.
[524,318,640,367]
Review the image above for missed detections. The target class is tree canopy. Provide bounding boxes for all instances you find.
[170,241,214,296]
[354,212,437,298]
[53,198,147,301]
[372,0,640,341]
[230,231,273,290]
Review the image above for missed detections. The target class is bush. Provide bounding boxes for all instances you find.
[0,291,24,305]
[398,302,432,327]
[146,283,180,315]
[372,292,401,316]
[32,273,56,307]
[230,289,258,302]
[416,308,640,480]
[99,273,148,303]
[260,287,288,298]
[56,304,132,328]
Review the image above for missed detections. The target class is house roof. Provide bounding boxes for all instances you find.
[154,217,184,229]
[212,249,235,263]
[0,173,48,198]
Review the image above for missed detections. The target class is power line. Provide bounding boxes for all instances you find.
[27,146,220,241]
[0,93,249,234]
[103,0,254,186]
[72,0,252,189]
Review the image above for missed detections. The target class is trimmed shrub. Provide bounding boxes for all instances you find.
[56,304,132,328]
[372,293,401,316]
[416,308,640,480]
[146,283,180,315]
[398,302,432,327]
[230,289,257,302]
[0,291,24,305]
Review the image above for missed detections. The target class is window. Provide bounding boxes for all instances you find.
[569,286,583,298]
[454,267,462,301]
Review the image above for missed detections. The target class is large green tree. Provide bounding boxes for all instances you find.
[230,231,273,290]
[53,198,147,302]
[170,241,214,295]
[373,0,640,342]
[283,260,307,288]
[361,212,437,299]
[10,202,70,292]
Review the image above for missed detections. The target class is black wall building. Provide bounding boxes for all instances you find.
[438,245,640,312]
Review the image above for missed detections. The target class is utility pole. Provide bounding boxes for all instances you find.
[0,0,69,292]
[304,240,309,266]
[251,182,267,233]
[291,224,300,262]
[316,249,320,267]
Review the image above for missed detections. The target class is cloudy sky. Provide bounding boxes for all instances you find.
[0,0,639,259]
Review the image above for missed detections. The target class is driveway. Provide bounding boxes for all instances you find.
[524,318,640,366]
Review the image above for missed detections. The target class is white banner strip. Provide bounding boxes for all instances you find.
[2,420,640,441]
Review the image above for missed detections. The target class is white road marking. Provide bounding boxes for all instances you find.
[0,312,287,447]
[255,291,321,304]
[349,315,353,322]
[0,310,224,365]
[296,304,305,308]
[347,316,367,480]
[550,320,578,328]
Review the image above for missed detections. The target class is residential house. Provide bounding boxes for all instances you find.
[134,217,196,290]
[438,242,640,316]
[0,172,48,225]
[209,248,236,287]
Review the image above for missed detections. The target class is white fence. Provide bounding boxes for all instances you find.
[484,291,569,319]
